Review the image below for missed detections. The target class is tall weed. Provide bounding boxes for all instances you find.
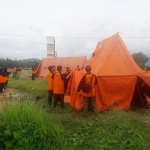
[0,100,65,150]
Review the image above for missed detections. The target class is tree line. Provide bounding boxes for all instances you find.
[0,52,149,70]
[0,58,40,69]
[132,52,149,70]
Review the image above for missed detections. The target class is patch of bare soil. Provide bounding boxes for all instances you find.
[0,88,29,108]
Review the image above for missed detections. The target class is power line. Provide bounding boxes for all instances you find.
[1,25,150,38]
[119,32,150,44]
[0,33,46,38]
[0,33,104,39]
[0,33,105,39]
[55,37,104,39]
[1,32,150,42]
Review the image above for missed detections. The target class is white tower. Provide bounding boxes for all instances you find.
[47,37,55,58]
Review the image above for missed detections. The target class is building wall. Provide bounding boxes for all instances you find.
[47,37,55,58]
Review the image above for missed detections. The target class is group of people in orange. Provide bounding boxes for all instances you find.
[47,65,71,108]
[1,64,150,113]
[12,66,21,79]
[0,66,36,93]
[13,66,36,80]
[47,65,98,114]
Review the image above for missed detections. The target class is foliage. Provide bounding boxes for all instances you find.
[132,52,149,69]
[5,78,150,149]
[65,111,149,150]
[0,100,65,150]
[0,58,40,69]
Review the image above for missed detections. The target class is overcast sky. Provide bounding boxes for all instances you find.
[0,0,150,60]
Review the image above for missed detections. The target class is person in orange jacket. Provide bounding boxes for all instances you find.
[3,68,11,90]
[16,68,21,79]
[0,68,8,93]
[12,66,17,79]
[77,65,98,114]
[31,67,36,80]
[53,65,71,108]
[75,65,80,71]
[47,65,55,106]
[0,69,5,93]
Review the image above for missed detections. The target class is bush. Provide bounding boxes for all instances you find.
[0,100,65,150]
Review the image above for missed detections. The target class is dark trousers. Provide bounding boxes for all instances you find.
[32,74,35,80]
[12,72,16,78]
[0,83,4,93]
[83,96,97,113]
[17,74,19,79]
[54,94,64,108]
[4,81,8,89]
[48,90,53,106]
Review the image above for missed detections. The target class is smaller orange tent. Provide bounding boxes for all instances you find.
[35,56,87,78]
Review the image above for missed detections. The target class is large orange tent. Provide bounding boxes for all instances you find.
[68,33,148,112]
[35,56,87,78]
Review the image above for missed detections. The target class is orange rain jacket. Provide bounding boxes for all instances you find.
[31,69,35,74]
[53,72,65,94]
[77,73,97,97]
[0,75,6,83]
[75,68,80,71]
[13,67,17,73]
[47,72,55,90]
[4,76,8,82]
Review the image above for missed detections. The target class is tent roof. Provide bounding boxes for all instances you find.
[41,56,86,67]
[36,56,87,77]
[89,33,145,76]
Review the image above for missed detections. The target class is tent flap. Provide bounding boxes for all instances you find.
[96,76,137,111]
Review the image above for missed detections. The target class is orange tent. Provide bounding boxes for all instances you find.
[35,56,87,78]
[68,33,147,112]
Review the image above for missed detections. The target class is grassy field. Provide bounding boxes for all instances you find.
[0,77,150,149]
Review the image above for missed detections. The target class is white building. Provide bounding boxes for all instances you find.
[47,37,55,58]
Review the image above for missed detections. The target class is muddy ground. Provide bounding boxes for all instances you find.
[0,88,29,108]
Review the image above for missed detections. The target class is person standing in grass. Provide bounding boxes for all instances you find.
[16,68,21,79]
[47,65,55,106]
[31,67,36,80]
[0,69,8,93]
[0,69,4,93]
[77,65,98,114]
[3,68,11,90]
[53,65,71,108]
[12,66,17,79]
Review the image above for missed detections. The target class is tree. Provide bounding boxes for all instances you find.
[0,59,40,69]
[132,52,149,69]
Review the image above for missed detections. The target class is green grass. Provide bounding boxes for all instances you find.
[2,77,150,149]
[9,78,47,99]
[0,100,65,150]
